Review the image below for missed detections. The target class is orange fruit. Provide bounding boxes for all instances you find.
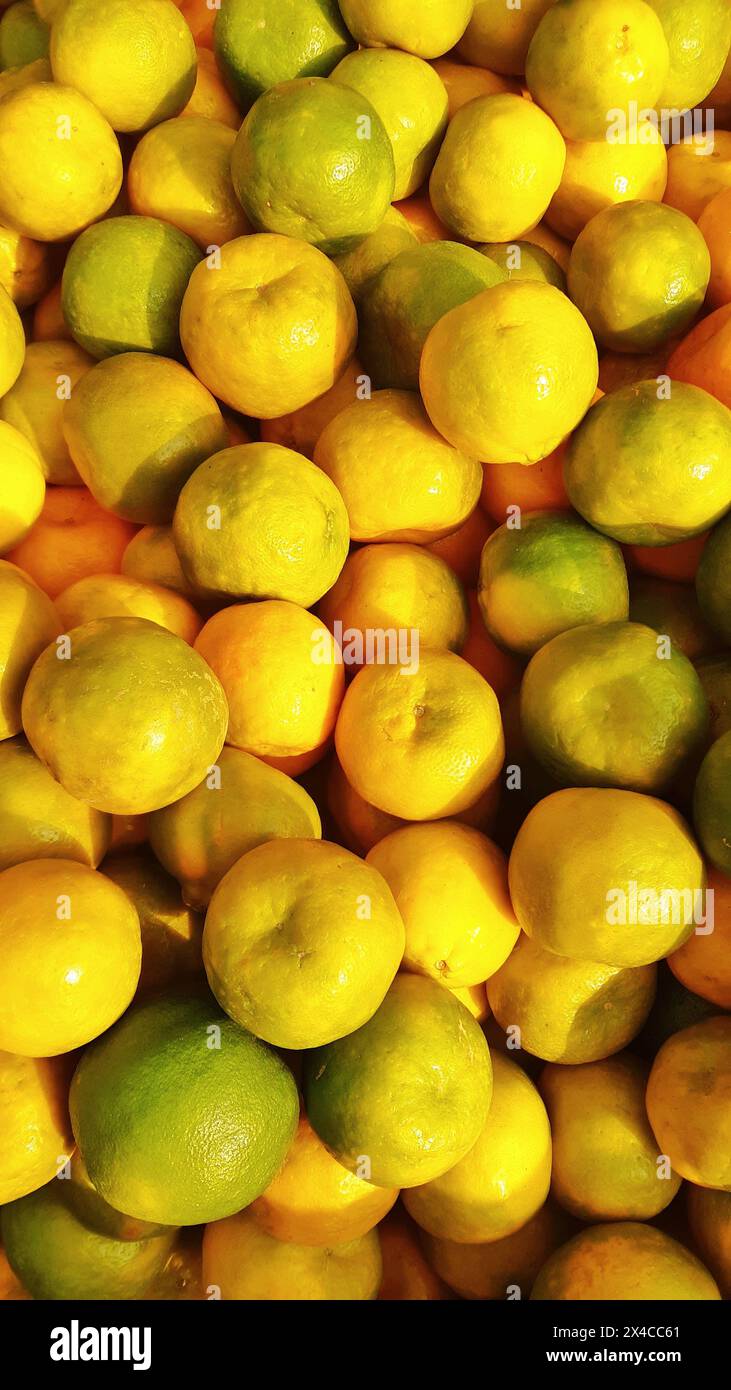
[668,866,731,1010]
[260,356,365,459]
[6,487,136,598]
[627,533,708,583]
[194,600,344,773]
[664,130,731,222]
[181,47,240,128]
[480,446,570,524]
[460,590,523,703]
[335,648,505,821]
[430,57,520,118]
[699,187,731,309]
[425,507,493,588]
[668,303,731,411]
[394,193,451,244]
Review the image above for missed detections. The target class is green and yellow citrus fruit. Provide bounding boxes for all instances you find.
[304,973,493,1188]
[22,616,228,815]
[478,510,628,656]
[203,838,405,1049]
[231,78,395,256]
[70,990,299,1225]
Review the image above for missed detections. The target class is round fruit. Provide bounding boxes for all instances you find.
[231,78,395,256]
[668,867,731,1009]
[6,486,136,598]
[314,390,481,543]
[0,83,122,241]
[669,303,731,411]
[335,649,505,821]
[568,201,710,353]
[22,616,228,815]
[182,45,240,128]
[546,123,667,242]
[367,822,518,988]
[698,188,731,310]
[0,738,110,873]
[70,990,299,1225]
[487,934,657,1063]
[62,216,200,360]
[404,1052,551,1243]
[0,218,52,308]
[55,574,201,645]
[213,0,354,109]
[50,0,196,133]
[330,210,417,302]
[478,510,629,656]
[127,115,250,250]
[531,1222,720,1300]
[525,0,670,142]
[693,731,731,875]
[319,543,469,658]
[520,620,709,793]
[304,973,493,1188]
[0,284,25,397]
[0,340,93,485]
[0,1050,73,1204]
[358,242,506,391]
[0,2,48,68]
[148,746,321,910]
[664,130,731,222]
[543,1053,681,1221]
[564,380,731,544]
[62,352,227,524]
[179,234,356,418]
[194,601,344,767]
[173,443,349,606]
[696,512,731,644]
[337,0,474,60]
[251,1112,398,1246]
[60,1150,170,1243]
[378,1207,452,1300]
[687,1187,731,1298]
[1,1182,175,1300]
[478,240,566,290]
[331,48,448,201]
[203,1209,381,1300]
[121,525,191,598]
[420,281,598,464]
[457,0,555,75]
[0,559,58,737]
[646,0,731,109]
[0,858,141,1055]
[203,838,405,1049]
[646,1016,731,1189]
[430,94,566,243]
[508,787,705,967]
[0,421,45,554]
[422,1201,572,1302]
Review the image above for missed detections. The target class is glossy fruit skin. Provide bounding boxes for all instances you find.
[478,509,629,657]
[214,0,354,110]
[520,620,709,794]
[203,838,405,1050]
[567,201,710,353]
[531,1221,720,1300]
[203,1208,382,1301]
[0,1050,73,1205]
[21,616,229,816]
[304,973,493,1189]
[231,78,395,257]
[70,990,300,1226]
[1,1182,176,1300]
[646,1016,731,1189]
[565,380,731,545]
